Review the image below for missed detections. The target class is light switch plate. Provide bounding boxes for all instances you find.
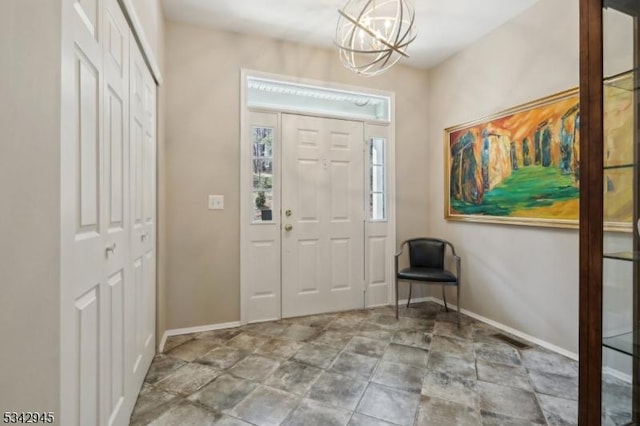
[208,195,224,210]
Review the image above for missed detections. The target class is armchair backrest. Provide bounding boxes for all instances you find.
[407,239,445,269]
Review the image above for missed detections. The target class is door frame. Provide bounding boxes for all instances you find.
[240,69,396,324]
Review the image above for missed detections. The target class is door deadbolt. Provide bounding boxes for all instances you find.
[285,209,292,217]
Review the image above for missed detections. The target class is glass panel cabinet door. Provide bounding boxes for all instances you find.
[601,1,638,423]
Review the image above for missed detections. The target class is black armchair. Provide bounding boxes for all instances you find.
[395,238,461,326]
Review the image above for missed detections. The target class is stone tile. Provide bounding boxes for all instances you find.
[330,351,378,380]
[436,310,472,325]
[520,348,578,377]
[367,313,399,329]
[166,338,219,362]
[214,416,254,426]
[130,384,181,426]
[255,338,304,360]
[344,336,388,358]
[430,335,475,361]
[196,346,248,370]
[226,332,270,351]
[396,316,434,332]
[281,399,351,426]
[264,360,323,395]
[382,343,428,368]
[538,394,578,426]
[371,361,424,393]
[528,370,578,401]
[480,410,545,426]
[474,341,521,367]
[163,334,196,353]
[147,399,220,426]
[347,413,397,426]
[280,324,321,341]
[154,363,220,396]
[476,360,532,391]
[243,321,288,337]
[471,322,502,342]
[476,381,545,423]
[230,385,299,426]
[421,371,478,408]
[227,354,280,382]
[416,395,482,426]
[312,330,355,350]
[285,314,336,328]
[292,343,340,368]
[307,371,368,410]
[326,316,363,332]
[433,320,474,340]
[188,374,258,413]
[356,383,420,426]
[338,309,371,321]
[427,351,475,379]
[196,328,243,345]
[144,354,187,384]
[602,374,632,422]
[392,330,431,349]
[356,322,394,341]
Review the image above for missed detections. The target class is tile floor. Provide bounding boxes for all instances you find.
[130,302,580,425]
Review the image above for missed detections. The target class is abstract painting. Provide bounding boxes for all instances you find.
[445,89,581,228]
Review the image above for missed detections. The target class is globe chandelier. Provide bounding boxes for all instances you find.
[335,0,417,77]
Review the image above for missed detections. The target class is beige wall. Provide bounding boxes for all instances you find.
[427,0,579,354]
[0,0,61,417]
[163,22,430,330]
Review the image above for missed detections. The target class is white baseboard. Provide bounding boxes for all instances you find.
[604,366,632,384]
[159,321,242,352]
[427,297,579,361]
[159,297,578,362]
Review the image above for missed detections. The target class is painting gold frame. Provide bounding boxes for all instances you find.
[444,88,581,229]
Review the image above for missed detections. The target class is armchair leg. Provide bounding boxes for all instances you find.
[457,283,461,328]
[442,285,449,312]
[406,283,412,308]
[395,277,399,319]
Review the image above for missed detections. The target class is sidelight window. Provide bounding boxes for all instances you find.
[369,137,386,221]
[252,127,274,222]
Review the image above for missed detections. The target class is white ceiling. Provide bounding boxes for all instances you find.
[161,0,538,69]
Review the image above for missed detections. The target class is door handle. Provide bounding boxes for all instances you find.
[106,243,116,256]
[284,224,293,232]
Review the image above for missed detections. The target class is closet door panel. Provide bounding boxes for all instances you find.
[101,0,130,424]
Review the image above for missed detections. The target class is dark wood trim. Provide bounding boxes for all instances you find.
[579,0,604,424]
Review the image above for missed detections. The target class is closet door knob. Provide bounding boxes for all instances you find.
[106,243,117,256]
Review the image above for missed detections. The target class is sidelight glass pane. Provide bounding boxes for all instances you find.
[369,137,386,221]
[252,127,275,223]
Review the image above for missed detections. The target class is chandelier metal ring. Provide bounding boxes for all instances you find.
[335,0,417,77]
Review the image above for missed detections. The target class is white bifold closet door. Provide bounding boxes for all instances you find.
[60,0,156,424]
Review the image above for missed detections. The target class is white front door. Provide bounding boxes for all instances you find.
[281,114,365,317]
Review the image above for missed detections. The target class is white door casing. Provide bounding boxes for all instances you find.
[240,71,396,324]
[281,114,365,318]
[364,124,395,307]
[242,112,282,323]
